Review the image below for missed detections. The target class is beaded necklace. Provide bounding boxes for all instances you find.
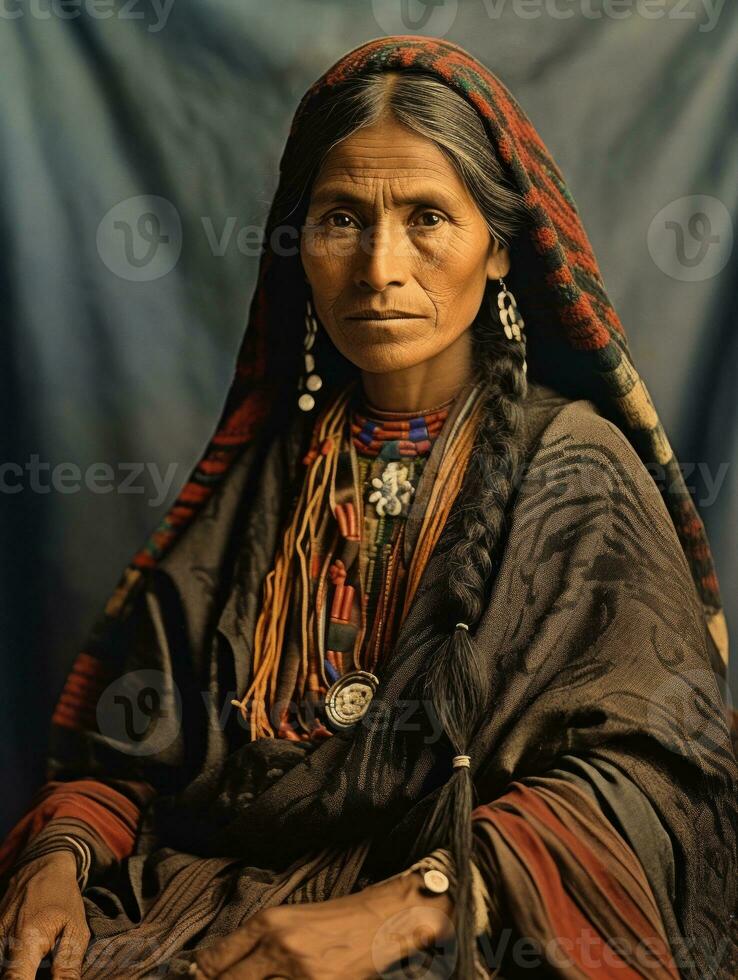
[351,394,454,680]
[232,378,484,743]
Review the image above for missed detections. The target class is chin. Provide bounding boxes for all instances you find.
[335,331,433,376]
[342,348,430,376]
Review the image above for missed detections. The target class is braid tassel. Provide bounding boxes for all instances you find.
[410,622,486,980]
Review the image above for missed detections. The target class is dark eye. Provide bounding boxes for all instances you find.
[326,212,358,229]
[413,211,445,229]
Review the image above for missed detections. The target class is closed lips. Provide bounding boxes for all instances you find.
[347,310,424,319]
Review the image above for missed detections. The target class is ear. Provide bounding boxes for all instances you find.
[486,238,511,280]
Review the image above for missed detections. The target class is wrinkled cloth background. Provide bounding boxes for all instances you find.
[1,0,736,838]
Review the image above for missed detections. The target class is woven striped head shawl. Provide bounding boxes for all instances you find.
[85,36,727,685]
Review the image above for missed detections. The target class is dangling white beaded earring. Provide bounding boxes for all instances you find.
[497,276,527,375]
[297,296,323,412]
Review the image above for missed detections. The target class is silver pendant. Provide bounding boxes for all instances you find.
[324,669,379,730]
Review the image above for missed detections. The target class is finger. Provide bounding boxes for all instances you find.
[0,916,12,973]
[0,884,14,923]
[2,916,58,980]
[191,920,265,978]
[51,922,90,979]
[0,877,22,930]
[0,882,31,971]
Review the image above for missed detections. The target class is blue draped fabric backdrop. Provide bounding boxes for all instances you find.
[1,0,736,836]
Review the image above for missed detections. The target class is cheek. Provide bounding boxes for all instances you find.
[419,234,489,310]
[301,239,352,299]
[438,230,488,280]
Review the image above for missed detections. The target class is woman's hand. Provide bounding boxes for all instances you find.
[0,851,90,979]
[190,871,455,979]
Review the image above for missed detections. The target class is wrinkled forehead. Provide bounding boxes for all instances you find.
[310,118,465,186]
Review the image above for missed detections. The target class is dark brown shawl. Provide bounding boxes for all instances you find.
[27,380,735,979]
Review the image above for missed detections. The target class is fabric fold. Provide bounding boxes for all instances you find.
[471,778,679,978]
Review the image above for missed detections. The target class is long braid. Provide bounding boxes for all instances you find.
[447,288,528,615]
[410,285,528,978]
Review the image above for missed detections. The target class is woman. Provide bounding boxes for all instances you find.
[0,35,735,980]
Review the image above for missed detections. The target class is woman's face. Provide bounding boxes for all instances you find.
[300,115,510,376]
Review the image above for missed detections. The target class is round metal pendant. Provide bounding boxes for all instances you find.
[324,670,379,730]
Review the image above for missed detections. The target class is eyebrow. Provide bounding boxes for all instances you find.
[309,184,457,209]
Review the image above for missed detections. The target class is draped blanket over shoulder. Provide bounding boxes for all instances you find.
[1,36,736,980]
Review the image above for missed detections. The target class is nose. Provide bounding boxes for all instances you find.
[353,221,407,292]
